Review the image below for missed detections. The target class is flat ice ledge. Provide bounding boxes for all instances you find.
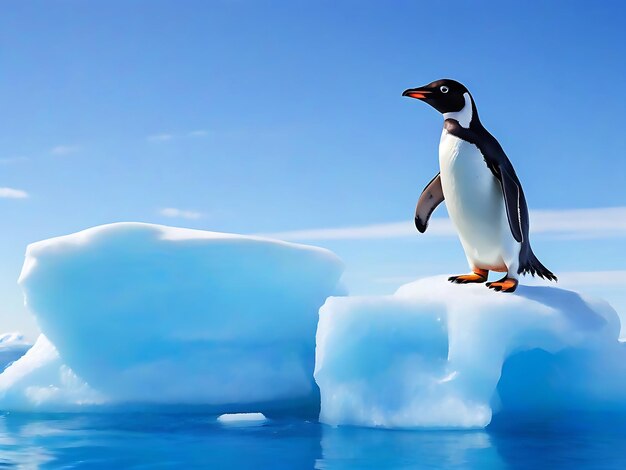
[4,222,343,411]
[315,276,625,430]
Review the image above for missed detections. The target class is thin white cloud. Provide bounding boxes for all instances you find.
[262,222,399,241]
[159,207,203,220]
[258,207,626,241]
[147,133,174,142]
[0,156,29,164]
[0,187,29,199]
[529,207,626,239]
[259,218,451,241]
[51,145,80,155]
[187,130,208,137]
[147,130,208,142]
[545,270,626,288]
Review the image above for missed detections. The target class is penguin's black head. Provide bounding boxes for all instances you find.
[402,79,469,114]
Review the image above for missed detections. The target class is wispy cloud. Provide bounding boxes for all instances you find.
[553,270,626,288]
[0,187,29,199]
[159,207,203,220]
[147,129,209,142]
[529,207,626,239]
[187,130,208,137]
[258,218,451,241]
[51,145,80,155]
[258,207,626,241]
[147,133,174,143]
[0,156,30,165]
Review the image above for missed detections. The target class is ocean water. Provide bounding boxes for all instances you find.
[1,411,626,469]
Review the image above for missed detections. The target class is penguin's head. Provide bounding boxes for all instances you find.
[402,79,469,114]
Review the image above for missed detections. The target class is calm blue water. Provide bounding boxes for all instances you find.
[1,412,626,469]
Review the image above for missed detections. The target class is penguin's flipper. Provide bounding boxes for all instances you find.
[415,173,444,233]
[498,166,524,243]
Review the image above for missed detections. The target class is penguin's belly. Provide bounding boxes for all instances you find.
[439,130,514,271]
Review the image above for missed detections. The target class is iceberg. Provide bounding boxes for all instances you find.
[3,221,624,429]
[315,276,626,429]
[217,412,267,424]
[2,222,343,411]
[0,333,31,371]
[0,335,104,409]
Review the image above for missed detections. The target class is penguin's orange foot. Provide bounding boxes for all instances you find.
[448,269,488,284]
[486,277,519,293]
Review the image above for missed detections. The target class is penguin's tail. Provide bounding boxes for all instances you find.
[518,244,557,281]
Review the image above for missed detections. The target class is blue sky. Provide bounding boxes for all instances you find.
[1,1,625,338]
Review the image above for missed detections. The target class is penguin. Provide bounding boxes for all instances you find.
[402,79,556,292]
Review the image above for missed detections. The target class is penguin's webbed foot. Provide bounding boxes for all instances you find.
[448,270,488,284]
[486,277,518,293]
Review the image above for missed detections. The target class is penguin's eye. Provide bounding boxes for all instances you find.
[440,86,449,94]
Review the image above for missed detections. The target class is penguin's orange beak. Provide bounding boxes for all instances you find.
[402,88,431,100]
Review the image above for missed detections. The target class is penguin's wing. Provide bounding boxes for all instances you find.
[415,173,444,233]
[498,165,524,243]
[476,134,527,243]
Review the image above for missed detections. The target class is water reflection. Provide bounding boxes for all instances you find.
[0,415,56,468]
[318,426,503,469]
[0,413,322,469]
[1,412,626,469]
[490,412,626,470]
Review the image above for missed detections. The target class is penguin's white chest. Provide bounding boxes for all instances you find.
[439,130,518,272]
